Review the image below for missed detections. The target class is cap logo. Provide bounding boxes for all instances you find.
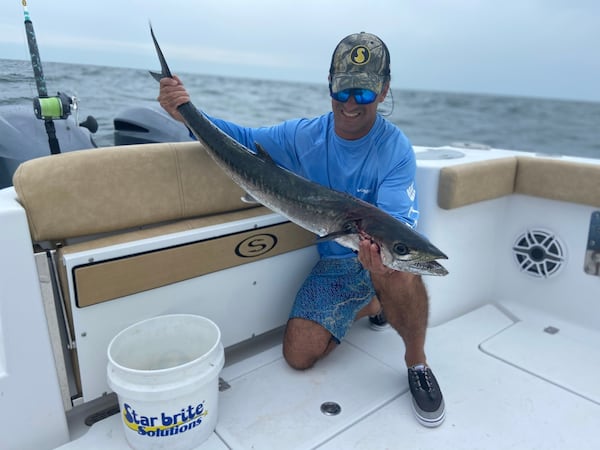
[350,45,370,65]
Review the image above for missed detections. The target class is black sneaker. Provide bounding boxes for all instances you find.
[407,364,445,427]
[368,309,390,331]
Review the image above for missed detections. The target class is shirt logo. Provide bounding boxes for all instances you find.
[408,206,420,228]
[406,183,416,201]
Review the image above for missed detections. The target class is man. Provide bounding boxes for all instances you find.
[158,32,445,427]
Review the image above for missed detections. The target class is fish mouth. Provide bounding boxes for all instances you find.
[418,260,448,276]
[397,260,449,276]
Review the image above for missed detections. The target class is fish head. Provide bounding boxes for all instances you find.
[358,214,448,275]
[377,238,448,275]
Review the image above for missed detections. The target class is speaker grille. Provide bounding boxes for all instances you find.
[513,229,565,278]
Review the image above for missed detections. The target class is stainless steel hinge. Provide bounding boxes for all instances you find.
[584,211,600,277]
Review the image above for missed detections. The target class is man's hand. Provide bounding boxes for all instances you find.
[357,238,396,277]
[157,75,190,123]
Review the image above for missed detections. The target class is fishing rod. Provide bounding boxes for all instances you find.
[22,0,75,154]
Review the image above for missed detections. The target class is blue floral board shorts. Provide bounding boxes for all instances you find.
[289,257,376,343]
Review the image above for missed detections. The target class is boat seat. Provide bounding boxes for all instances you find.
[12,141,259,242]
[12,138,318,306]
[438,156,600,209]
[12,139,319,303]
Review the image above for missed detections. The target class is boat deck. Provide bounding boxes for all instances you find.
[60,303,600,449]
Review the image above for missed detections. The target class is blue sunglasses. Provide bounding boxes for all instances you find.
[329,86,378,105]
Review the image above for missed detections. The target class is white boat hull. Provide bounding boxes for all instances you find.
[1,141,599,449]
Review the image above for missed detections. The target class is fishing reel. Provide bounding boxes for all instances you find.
[33,91,74,120]
[32,92,99,133]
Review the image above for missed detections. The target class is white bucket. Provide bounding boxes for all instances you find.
[107,314,224,450]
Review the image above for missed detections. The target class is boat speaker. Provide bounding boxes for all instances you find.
[512,229,565,278]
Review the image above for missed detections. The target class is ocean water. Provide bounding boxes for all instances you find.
[1,58,599,159]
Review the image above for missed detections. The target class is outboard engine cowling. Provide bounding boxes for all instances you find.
[0,104,97,188]
[114,105,194,145]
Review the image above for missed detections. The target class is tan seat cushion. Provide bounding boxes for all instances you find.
[438,156,600,209]
[13,141,257,241]
[437,158,517,209]
[515,157,600,207]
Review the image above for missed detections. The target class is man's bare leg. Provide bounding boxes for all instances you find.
[358,239,445,427]
[283,318,334,370]
[283,296,382,370]
[370,271,429,366]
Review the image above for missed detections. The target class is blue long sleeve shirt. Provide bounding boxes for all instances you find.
[203,111,419,259]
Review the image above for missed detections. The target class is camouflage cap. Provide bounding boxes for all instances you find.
[329,32,391,94]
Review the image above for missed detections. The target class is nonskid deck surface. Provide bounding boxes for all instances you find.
[60,304,600,449]
[480,302,600,406]
[322,304,600,450]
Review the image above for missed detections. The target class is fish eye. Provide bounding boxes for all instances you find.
[343,222,358,234]
[393,243,410,255]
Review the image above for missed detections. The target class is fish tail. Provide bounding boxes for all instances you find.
[149,23,173,81]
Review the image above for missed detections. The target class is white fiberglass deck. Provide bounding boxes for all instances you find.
[60,303,600,449]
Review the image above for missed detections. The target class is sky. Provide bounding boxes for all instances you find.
[1,0,599,102]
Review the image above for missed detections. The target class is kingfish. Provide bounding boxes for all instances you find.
[149,27,448,276]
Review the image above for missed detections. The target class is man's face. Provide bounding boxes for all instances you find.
[331,85,388,140]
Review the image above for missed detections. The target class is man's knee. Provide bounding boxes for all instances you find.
[283,318,334,370]
[283,345,317,370]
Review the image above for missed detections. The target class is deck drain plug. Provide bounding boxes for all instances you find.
[320,401,342,416]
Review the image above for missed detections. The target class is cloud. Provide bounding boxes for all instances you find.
[1,0,598,101]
